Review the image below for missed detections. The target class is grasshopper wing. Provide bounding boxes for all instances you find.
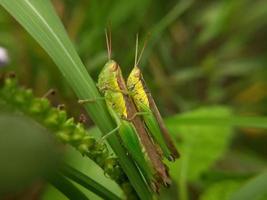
[119,120,160,190]
[107,106,159,191]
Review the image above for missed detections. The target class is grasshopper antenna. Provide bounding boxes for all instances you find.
[109,26,112,59]
[105,26,112,60]
[136,33,150,66]
[134,33,139,66]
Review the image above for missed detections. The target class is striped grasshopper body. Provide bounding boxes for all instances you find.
[126,37,179,161]
[98,60,170,191]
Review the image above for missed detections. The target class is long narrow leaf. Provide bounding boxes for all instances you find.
[143,0,194,62]
[166,115,267,129]
[49,173,90,200]
[61,164,121,200]
[0,0,151,199]
[229,170,267,200]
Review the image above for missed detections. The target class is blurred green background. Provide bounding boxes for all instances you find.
[0,0,267,199]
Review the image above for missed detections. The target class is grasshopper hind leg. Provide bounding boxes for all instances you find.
[78,97,121,141]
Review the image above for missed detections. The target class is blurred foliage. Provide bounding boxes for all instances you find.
[199,180,243,200]
[0,113,59,197]
[0,75,130,198]
[1,0,267,199]
[0,0,267,117]
[167,107,233,182]
[165,107,233,199]
[229,170,267,200]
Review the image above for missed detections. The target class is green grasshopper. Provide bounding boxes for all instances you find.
[80,31,170,191]
[127,35,179,161]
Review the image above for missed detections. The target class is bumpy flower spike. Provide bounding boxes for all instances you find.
[0,74,138,199]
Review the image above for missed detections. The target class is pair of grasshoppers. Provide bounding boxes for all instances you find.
[80,31,179,192]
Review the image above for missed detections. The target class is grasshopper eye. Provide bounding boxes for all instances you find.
[129,85,134,90]
[134,69,141,78]
[110,63,118,72]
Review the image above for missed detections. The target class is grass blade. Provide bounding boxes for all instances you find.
[143,0,194,62]
[229,170,267,200]
[166,115,267,129]
[49,173,90,200]
[0,0,151,199]
[61,164,121,200]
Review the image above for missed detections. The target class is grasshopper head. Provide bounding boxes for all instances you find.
[127,66,141,91]
[97,60,120,93]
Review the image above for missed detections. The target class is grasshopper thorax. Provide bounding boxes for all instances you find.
[127,66,149,108]
[98,59,127,118]
[98,60,118,92]
[127,66,141,90]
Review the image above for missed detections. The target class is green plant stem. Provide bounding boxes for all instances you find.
[178,145,190,200]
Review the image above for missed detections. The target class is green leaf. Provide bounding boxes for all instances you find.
[0,112,59,195]
[166,106,233,200]
[200,172,267,200]
[229,170,267,200]
[0,0,151,199]
[200,180,242,200]
[42,184,68,200]
[167,106,233,180]
[48,173,90,200]
[61,164,121,200]
[166,114,267,129]
[64,146,123,200]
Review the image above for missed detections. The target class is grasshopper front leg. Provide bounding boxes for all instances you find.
[99,123,121,142]
[78,97,122,141]
[78,97,105,104]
